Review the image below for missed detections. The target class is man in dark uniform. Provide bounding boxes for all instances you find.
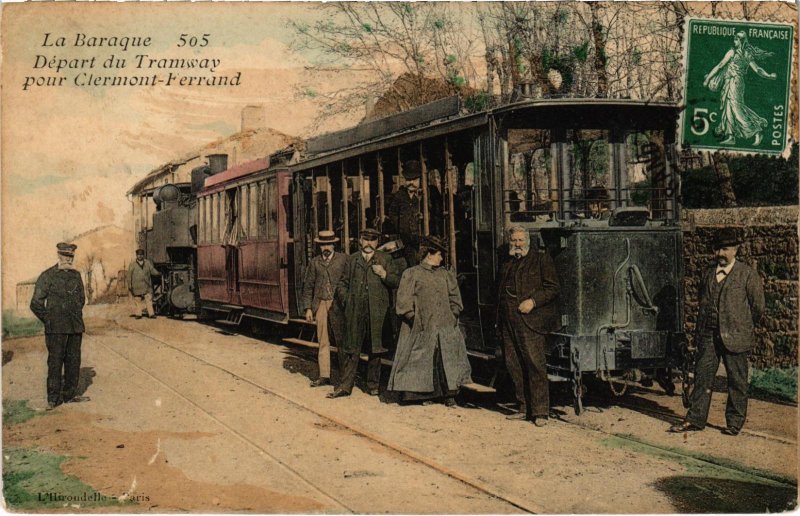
[670,228,765,435]
[328,228,400,398]
[30,242,88,410]
[497,226,560,426]
[301,230,347,387]
[384,160,423,266]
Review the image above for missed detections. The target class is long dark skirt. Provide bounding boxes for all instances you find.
[401,344,456,404]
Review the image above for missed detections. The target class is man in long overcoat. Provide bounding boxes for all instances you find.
[127,248,161,318]
[300,230,347,387]
[670,228,765,435]
[384,160,423,266]
[387,235,472,406]
[30,242,88,409]
[328,228,400,398]
[497,226,560,426]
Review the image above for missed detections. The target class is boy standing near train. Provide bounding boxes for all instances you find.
[301,230,347,388]
[328,228,400,398]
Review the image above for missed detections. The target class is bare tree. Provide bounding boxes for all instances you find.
[291,3,479,123]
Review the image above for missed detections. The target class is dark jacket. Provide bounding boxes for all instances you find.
[30,265,85,334]
[385,187,420,244]
[695,260,765,353]
[300,252,347,313]
[335,250,400,354]
[497,250,561,334]
[387,263,472,392]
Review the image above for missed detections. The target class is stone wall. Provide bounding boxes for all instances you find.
[683,206,798,369]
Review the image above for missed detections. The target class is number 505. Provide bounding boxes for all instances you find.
[178,34,210,47]
[690,108,718,136]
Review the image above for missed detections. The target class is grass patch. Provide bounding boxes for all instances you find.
[2,310,43,339]
[3,399,45,426]
[2,447,134,510]
[601,434,797,487]
[750,367,796,404]
[601,434,797,512]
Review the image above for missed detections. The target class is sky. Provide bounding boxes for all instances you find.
[1,2,367,306]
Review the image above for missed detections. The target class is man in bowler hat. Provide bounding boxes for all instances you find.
[670,228,765,435]
[30,242,89,409]
[385,160,423,266]
[301,230,347,387]
[328,227,400,398]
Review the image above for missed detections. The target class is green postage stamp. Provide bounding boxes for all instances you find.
[681,18,794,156]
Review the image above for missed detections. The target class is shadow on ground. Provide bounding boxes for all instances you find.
[655,476,797,513]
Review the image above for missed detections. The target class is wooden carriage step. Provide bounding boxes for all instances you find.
[282,337,318,348]
[461,383,496,393]
[288,318,316,326]
[281,338,393,367]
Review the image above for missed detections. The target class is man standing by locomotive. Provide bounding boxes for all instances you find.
[301,230,347,388]
[30,243,88,410]
[670,228,765,435]
[128,248,161,319]
[497,226,560,426]
[385,160,423,266]
[328,228,400,398]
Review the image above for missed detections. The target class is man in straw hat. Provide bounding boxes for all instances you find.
[30,242,89,409]
[301,230,347,387]
[328,228,400,398]
[670,228,764,436]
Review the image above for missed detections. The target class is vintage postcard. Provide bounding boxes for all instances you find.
[1,1,798,513]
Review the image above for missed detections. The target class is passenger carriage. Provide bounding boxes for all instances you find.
[187,96,690,412]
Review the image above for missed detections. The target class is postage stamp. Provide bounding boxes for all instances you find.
[681,18,795,156]
[1,2,798,514]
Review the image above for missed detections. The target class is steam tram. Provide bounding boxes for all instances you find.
[167,97,688,412]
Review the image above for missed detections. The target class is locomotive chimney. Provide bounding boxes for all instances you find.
[207,154,228,174]
[241,105,266,131]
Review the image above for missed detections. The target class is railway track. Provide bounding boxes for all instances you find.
[109,321,545,514]
[110,320,796,512]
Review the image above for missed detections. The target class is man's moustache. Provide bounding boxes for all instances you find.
[362,246,375,253]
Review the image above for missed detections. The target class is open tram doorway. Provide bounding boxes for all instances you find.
[222,187,243,304]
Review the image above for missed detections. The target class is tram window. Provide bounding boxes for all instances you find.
[505,129,553,221]
[238,186,248,240]
[568,129,610,218]
[257,181,267,238]
[217,192,223,243]
[626,130,669,220]
[197,197,204,244]
[315,175,330,231]
[267,178,278,240]
[247,184,257,239]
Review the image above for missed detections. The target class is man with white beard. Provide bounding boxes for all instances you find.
[496,226,560,426]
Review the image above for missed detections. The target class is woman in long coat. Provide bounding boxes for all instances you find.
[387,236,472,406]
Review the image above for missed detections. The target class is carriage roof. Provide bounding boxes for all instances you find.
[290,97,680,172]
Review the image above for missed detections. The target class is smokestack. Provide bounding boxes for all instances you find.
[207,154,228,174]
[241,105,266,131]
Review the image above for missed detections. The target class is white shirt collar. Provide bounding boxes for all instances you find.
[716,259,736,277]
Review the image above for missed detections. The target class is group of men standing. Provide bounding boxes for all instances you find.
[32,206,764,435]
[299,159,766,433]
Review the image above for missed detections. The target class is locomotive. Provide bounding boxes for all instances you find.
[135,97,690,412]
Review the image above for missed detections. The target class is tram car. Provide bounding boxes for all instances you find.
[155,96,689,412]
